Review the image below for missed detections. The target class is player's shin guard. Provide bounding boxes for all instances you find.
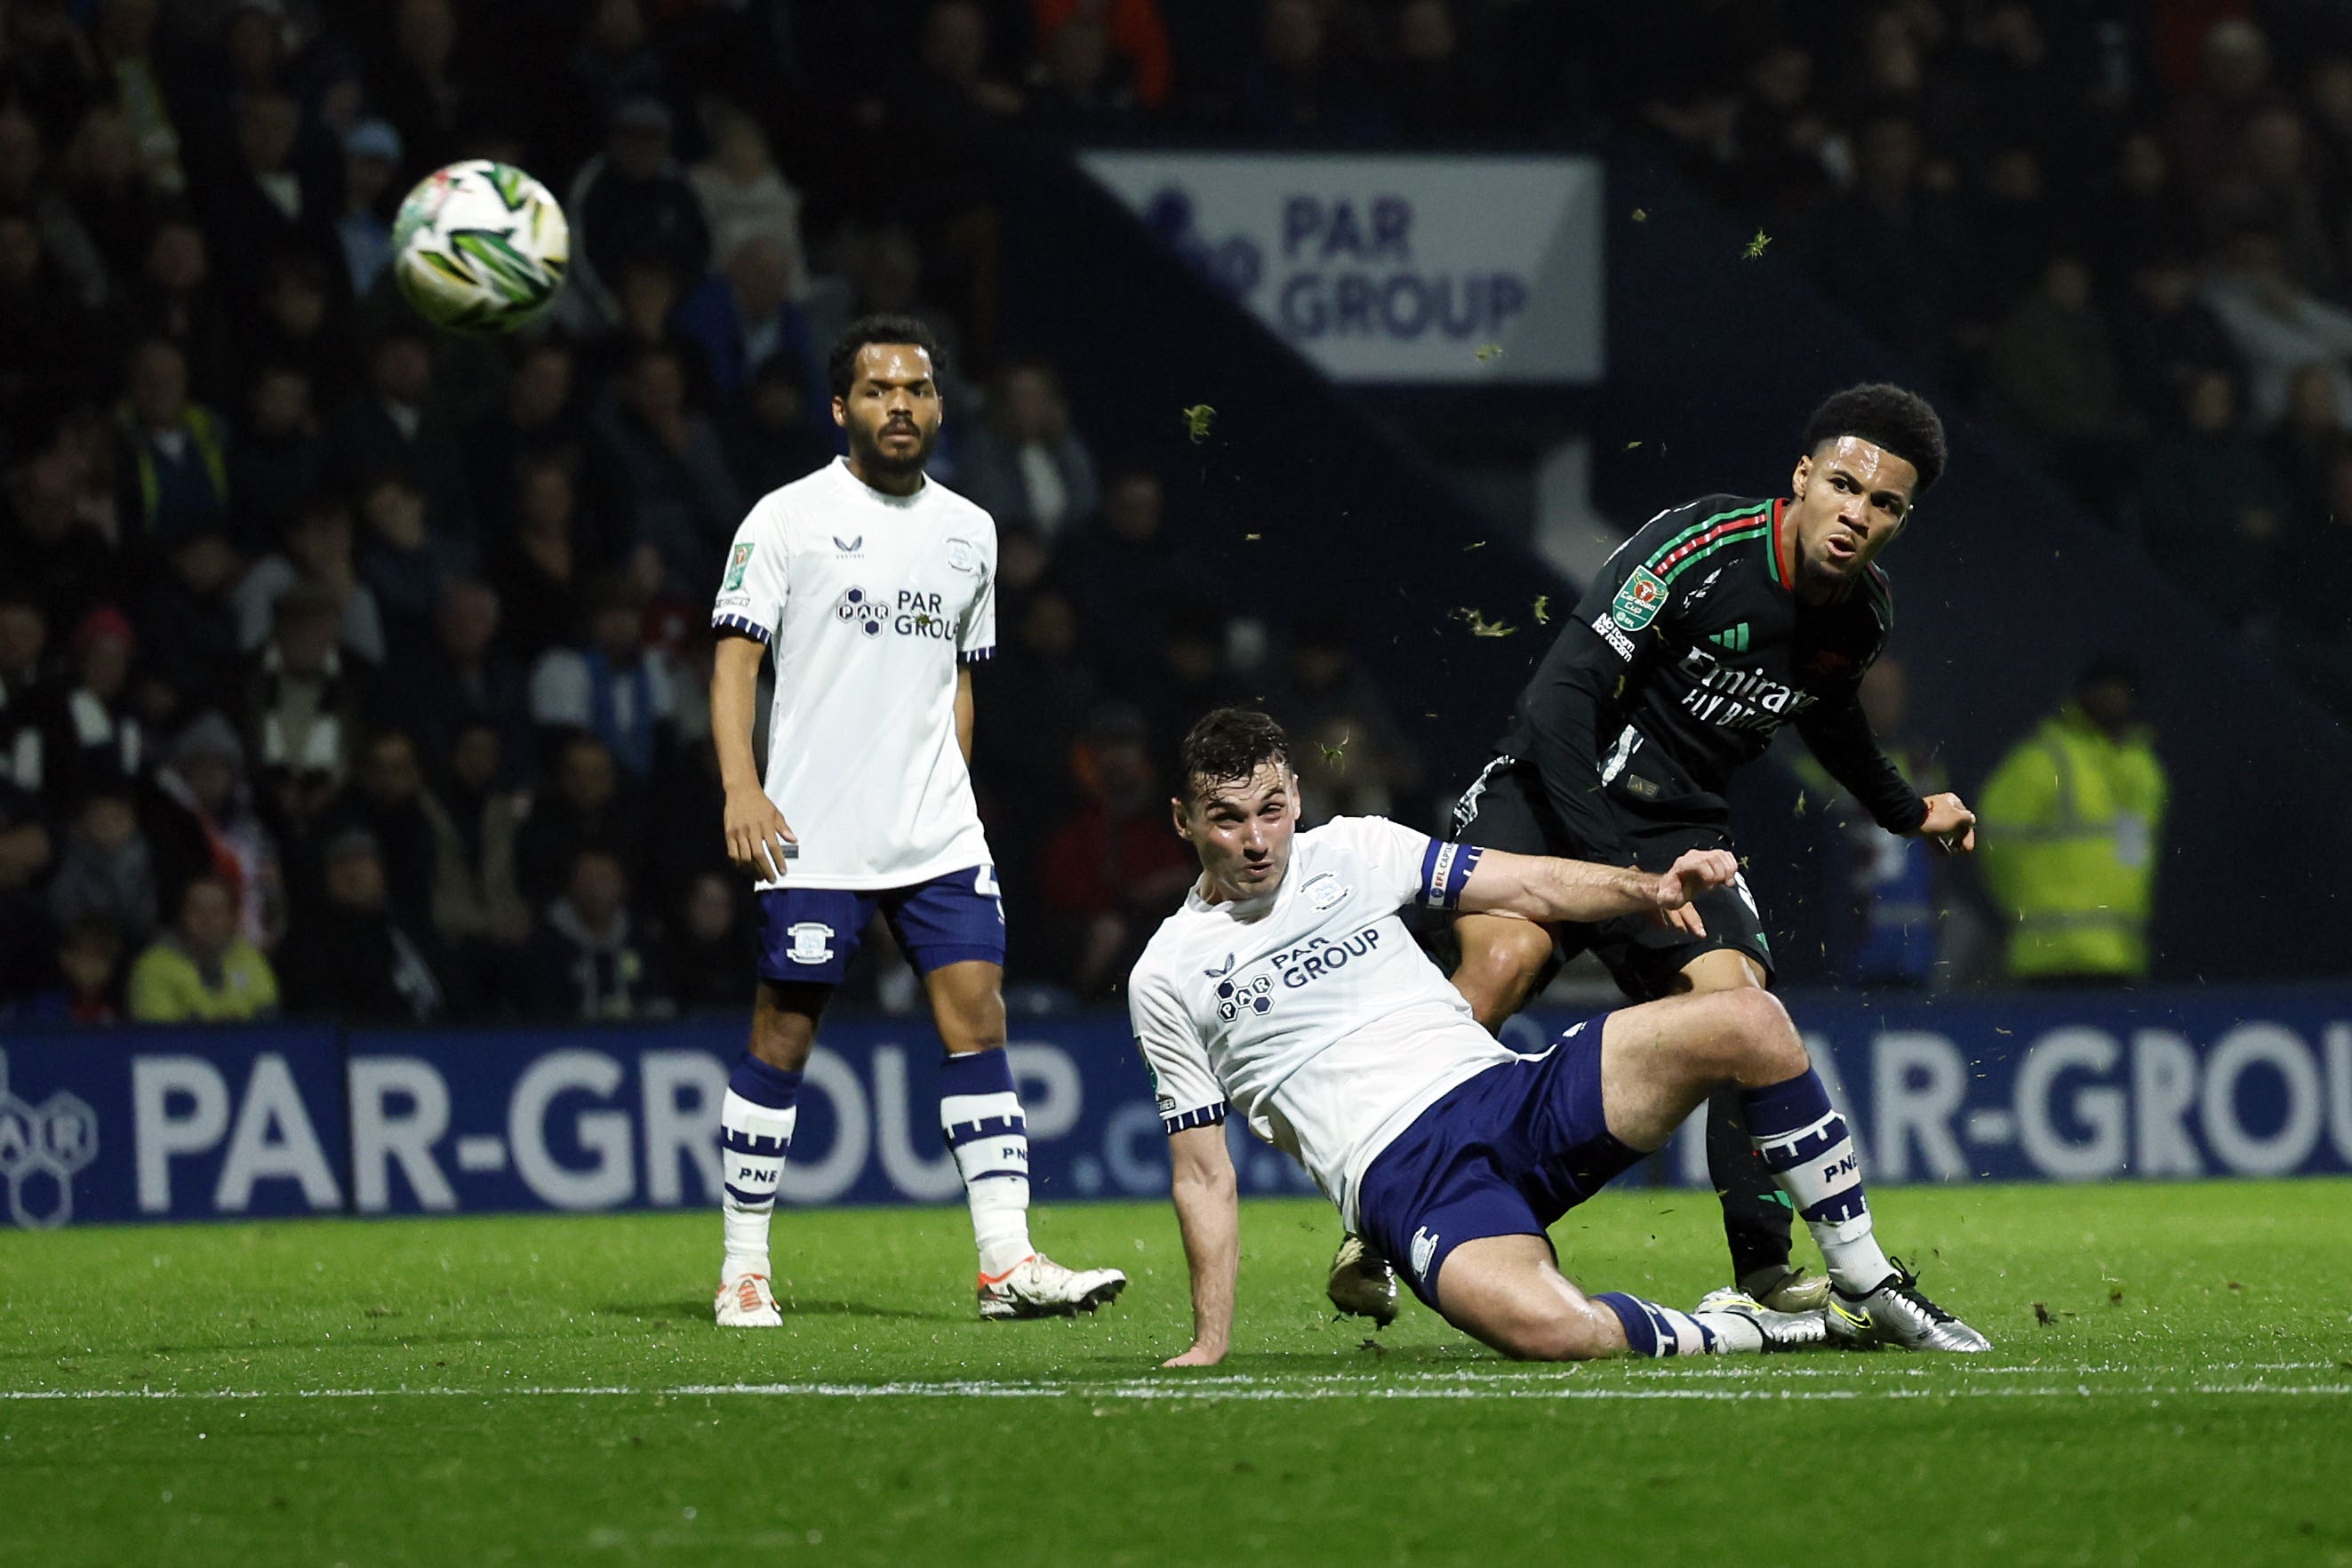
[1703,1087,1797,1283]
[720,1055,802,1276]
[1596,1292,1736,1356]
[1740,1068,1895,1297]
[940,1048,1034,1279]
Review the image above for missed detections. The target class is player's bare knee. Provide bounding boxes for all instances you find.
[1718,988,1804,1083]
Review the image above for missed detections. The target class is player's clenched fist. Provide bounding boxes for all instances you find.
[723,786,796,880]
[1915,791,1977,854]
[1655,849,1737,932]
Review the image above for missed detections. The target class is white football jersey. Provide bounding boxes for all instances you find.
[1127,817,1516,1228]
[711,458,996,890]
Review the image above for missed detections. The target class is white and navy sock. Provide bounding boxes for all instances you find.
[719,1055,801,1279]
[1596,1292,1757,1356]
[1740,1068,1895,1297]
[940,1048,1034,1279]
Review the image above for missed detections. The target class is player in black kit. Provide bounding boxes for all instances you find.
[1327,385,1980,1334]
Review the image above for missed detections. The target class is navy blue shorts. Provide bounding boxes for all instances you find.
[755,865,1005,986]
[1356,1014,1642,1309]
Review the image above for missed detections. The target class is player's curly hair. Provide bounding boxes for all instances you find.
[1179,708,1289,802]
[1799,383,1948,497]
[827,313,946,398]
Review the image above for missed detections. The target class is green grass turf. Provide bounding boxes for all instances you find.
[4,1181,2349,1568]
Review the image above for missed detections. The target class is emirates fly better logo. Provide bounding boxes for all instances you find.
[0,1050,98,1228]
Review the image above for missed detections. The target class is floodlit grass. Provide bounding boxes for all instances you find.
[4,1181,2349,1567]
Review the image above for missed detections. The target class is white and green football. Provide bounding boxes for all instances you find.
[390,159,569,334]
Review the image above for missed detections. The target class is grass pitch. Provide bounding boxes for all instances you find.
[4,1180,2349,1567]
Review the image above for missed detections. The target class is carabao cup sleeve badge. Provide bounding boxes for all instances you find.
[724,542,754,591]
[1611,566,1668,632]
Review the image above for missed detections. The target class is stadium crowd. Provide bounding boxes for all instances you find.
[0,0,2330,1023]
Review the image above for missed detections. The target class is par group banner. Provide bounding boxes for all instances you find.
[1079,150,1604,384]
[3,987,2348,1228]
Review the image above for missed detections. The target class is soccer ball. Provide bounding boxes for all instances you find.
[390,159,569,334]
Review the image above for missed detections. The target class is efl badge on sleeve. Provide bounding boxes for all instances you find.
[1610,566,1669,632]
[724,542,754,591]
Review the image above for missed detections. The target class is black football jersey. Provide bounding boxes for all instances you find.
[1496,493,1927,863]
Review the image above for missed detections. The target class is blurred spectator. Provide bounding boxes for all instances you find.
[689,106,808,295]
[975,582,1097,815]
[463,337,632,559]
[0,774,54,993]
[48,787,156,943]
[529,572,673,780]
[60,105,165,292]
[1978,659,2167,985]
[2086,130,2196,292]
[596,343,744,596]
[126,873,276,1022]
[227,363,325,548]
[2280,442,2352,719]
[958,360,1098,539]
[1037,702,1196,997]
[1719,42,1842,229]
[516,732,642,904]
[115,217,237,405]
[277,825,447,1022]
[44,604,142,813]
[324,324,476,542]
[356,468,476,668]
[1980,255,2138,509]
[112,337,230,548]
[1129,596,1242,760]
[1,0,103,144]
[2266,364,2345,532]
[2203,105,2340,299]
[428,716,530,1007]
[662,868,750,1014]
[675,235,819,401]
[2109,246,2241,436]
[718,350,836,496]
[136,524,244,723]
[0,594,52,796]
[201,89,337,325]
[252,252,359,411]
[799,224,972,410]
[234,492,389,667]
[1387,0,1484,140]
[2170,19,2288,206]
[0,207,100,445]
[1033,0,1172,110]
[580,254,709,396]
[335,118,402,300]
[1060,465,1207,677]
[1235,0,1383,140]
[566,95,712,330]
[1027,11,1143,135]
[918,0,1026,121]
[92,0,188,197]
[241,582,372,792]
[0,106,108,309]
[1797,114,1966,380]
[0,442,113,635]
[521,845,670,1020]
[1263,606,1420,826]
[19,912,124,1025]
[2200,229,2352,429]
[487,452,590,660]
[371,0,468,180]
[1793,656,1949,988]
[563,0,676,173]
[340,727,444,935]
[388,576,533,784]
[1957,146,2060,333]
[2130,366,2290,630]
[142,708,281,947]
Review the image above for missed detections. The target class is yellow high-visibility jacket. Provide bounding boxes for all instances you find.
[1978,706,2167,980]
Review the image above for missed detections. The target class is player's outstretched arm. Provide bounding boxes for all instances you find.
[1164,1124,1238,1367]
[1459,846,1738,927]
[711,633,796,878]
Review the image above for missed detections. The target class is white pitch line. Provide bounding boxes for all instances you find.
[2,1380,2346,1404]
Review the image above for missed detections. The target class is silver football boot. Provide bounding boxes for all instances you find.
[1826,1258,1992,1352]
[1326,1234,1400,1327]
[1694,1288,1833,1352]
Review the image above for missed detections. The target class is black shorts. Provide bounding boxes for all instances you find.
[1448,755,1774,1001]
